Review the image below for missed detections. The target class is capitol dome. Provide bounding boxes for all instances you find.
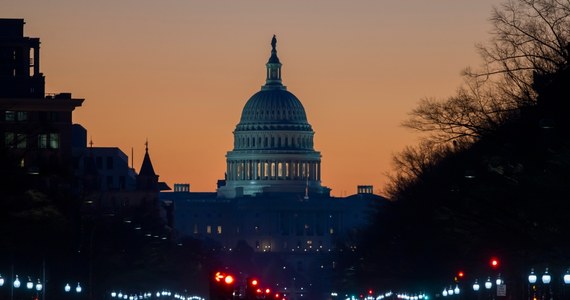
[217,35,329,199]
[238,89,308,125]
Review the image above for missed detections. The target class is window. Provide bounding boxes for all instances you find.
[49,133,59,149]
[5,111,15,121]
[107,176,113,189]
[3,133,24,148]
[38,133,60,149]
[217,226,222,234]
[193,224,198,234]
[17,112,27,121]
[107,157,114,169]
[96,157,103,169]
[206,225,212,234]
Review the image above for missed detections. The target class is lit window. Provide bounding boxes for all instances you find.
[4,132,14,148]
[17,112,27,121]
[329,228,334,235]
[217,226,222,234]
[38,134,47,148]
[206,225,212,234]
[193,224,198,234]
[17,134,26,148]
[5,111,15,121]
[38,133,60,149]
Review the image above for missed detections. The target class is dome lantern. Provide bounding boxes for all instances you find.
[263,35,286,90]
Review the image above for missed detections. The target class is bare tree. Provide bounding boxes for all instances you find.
[403,0,570,144]
[403,77,519,143]
[385,140,455,199]
[468,0,570,101]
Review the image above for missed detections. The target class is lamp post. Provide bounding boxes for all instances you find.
[472,279,480,300]
[541,268,552,300]
[563,269,570,298]
[528,269,537,300]
[484,277,493,300]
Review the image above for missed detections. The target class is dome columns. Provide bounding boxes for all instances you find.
[226,159,321,182]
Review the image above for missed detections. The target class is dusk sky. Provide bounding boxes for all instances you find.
[4,0,499,196]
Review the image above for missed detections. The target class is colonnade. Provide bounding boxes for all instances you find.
[227,160,321,181]
[234,134,313,150]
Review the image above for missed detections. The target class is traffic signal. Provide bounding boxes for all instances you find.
[454,270,465,282]
[490,257,500,269]
[246,277,261,300]
[210,272,236,300]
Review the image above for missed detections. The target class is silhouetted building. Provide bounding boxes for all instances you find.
[0,18,83,190]
[161,36,387,299]
[72,127,170,217]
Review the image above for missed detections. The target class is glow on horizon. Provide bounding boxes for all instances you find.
[3,0,498,196]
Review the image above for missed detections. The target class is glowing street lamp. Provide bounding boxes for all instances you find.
[485,277,492,290]
[13,275,21,288]
[26,277,33,290]
[35,279,42,291]
[564,269,570,285]
[0,274,4,287]
[64,283,71,292]
[76,283,82,293]
[528,269,537,284]
[542,268,551,284]
[472,279,480,291]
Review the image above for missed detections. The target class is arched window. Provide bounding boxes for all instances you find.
[271,162,276,177]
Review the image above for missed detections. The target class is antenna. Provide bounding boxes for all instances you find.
[131,147,134,169]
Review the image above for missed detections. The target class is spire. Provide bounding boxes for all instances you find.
[263,35,286,90]
[139,140,156,177]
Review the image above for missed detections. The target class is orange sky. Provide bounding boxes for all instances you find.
[4,0,499,196]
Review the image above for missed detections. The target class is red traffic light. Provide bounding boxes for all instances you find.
[490,257,500,269]
[458,271,465,278]
[368,290,373,295]
[224,275,234,284]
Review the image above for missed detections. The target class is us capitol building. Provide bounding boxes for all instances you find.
[161,36,387,299]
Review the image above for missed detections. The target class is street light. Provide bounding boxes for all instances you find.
[26,277,33,290]
[542,268,552,284]
[564,269,570,285]
[442,289,448,297]
[453,285,460,295]
[485,277,492,290]
[13,275,20,288]
[76,283,82,293]
[448,286,454,296]
[528,269,537,284]
[496,274,503,286]
[35,279,42,291]
[65,283,71,292]
[0,274,4,287]
[473,279,480,291]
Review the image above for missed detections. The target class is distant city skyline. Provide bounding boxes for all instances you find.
[3,0,499,195]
